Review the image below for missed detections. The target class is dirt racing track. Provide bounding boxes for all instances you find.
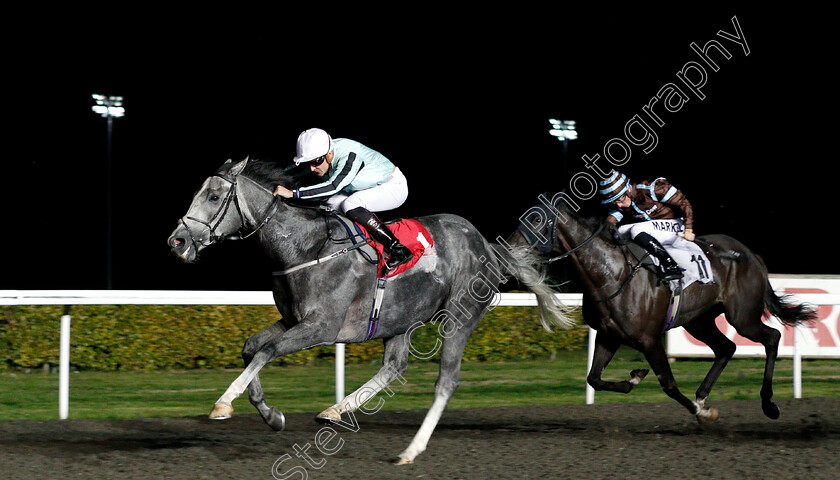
[1,397,837,479]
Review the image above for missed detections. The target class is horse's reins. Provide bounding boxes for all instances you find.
[544,221,650,303]
[272,232,373,276]
[542,222,606,264]
[180,171,373,276]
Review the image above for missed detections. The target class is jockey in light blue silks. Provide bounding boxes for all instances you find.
[600,170,697,283]
[273,128,413,271]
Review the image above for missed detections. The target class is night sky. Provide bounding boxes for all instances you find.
[7,8,836,291]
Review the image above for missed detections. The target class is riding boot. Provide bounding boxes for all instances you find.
[634,232,684,283]
[345,207,414,271]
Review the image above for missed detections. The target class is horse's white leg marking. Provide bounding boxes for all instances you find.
[339,377,383,413]
[214,362,263,410]
[693,398,720,421]
[318,366,404,421]
[396,395,448,464]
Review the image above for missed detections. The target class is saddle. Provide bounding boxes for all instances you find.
[331,214,434,278]
[331,213,435,341]
[624,238,715,291]
[625,237,718,331]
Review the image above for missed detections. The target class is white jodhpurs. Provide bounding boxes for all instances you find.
[326,167,408,213]
[617,219,690,249]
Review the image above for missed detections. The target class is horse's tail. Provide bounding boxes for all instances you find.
[491,241,578,332]
[752,254,817,327]
[764,280,817,327]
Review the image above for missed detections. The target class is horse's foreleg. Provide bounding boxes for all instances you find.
[210,358,264,419]
[642,340,718,421]
[211,320,336,423]
[586,331,648,394]
[241,321,288,431]
[316,333,411,424]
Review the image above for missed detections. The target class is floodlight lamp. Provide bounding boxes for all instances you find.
[91,94,126,118]
[548,118,577,141]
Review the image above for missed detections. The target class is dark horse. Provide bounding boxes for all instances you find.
[511,193,815,421]
[167,159,575,464]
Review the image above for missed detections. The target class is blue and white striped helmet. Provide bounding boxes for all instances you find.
[599,171,630,204]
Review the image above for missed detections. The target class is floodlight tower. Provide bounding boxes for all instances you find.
[548,118,578,190]
[91,94,125,289]
[548,119,577,161]
[547,119,578,285]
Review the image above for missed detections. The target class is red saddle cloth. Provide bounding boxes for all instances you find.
[358,219,433,278]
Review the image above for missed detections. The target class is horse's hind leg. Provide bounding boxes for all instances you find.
[397,319,474,465]
[586,331,649,393]
[683,312,735,409]
[316,333,411,423]
[726,304,782,419]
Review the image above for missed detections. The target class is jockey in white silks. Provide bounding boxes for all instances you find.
[273,128,413,271]
[599,170,697,283]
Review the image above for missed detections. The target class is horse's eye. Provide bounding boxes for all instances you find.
[209,194,220,202]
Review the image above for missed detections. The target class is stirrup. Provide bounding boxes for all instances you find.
[658,267,684,284]
[385,244,414,270]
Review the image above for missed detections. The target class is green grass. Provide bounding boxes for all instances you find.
[1,349,837,420]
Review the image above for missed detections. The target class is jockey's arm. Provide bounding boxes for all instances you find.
[273,185,294,198]
[666,189,695,241]
[606,212,621,226]
[655,179,695,241]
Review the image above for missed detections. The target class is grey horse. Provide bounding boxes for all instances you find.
[167,158,575,464]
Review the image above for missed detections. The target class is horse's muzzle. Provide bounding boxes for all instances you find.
[168,225,198,263]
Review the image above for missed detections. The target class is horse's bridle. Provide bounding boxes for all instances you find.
[179,172,281,251]
[543,222,605,264]
[517,200,606,265]
[540,220,649,303]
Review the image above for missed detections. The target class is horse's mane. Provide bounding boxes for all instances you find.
[579,213,618,244]
[551,195,620,246]
[217,158,297,190]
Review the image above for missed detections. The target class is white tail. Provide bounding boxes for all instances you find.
[492,242,578,332]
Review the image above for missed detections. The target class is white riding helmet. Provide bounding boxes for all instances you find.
[293,128,334,165]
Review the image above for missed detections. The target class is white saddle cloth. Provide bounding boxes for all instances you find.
[653,241,714,290]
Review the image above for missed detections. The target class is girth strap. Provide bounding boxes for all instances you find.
[365,277,387,341]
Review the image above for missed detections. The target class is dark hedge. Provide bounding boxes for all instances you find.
[1,305,586,371]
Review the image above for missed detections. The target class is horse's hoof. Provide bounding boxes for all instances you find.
[315,407,342,425]
[696,407,719,422]
[707,407,719,421]
[209,402,233,420]
[394,457,414,466]
[762,402,780,420]
[266,407,286,431]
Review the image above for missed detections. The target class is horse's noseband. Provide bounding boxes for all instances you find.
[516,203,558,255]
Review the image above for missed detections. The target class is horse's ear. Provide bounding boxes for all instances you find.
[230,157,249,176]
